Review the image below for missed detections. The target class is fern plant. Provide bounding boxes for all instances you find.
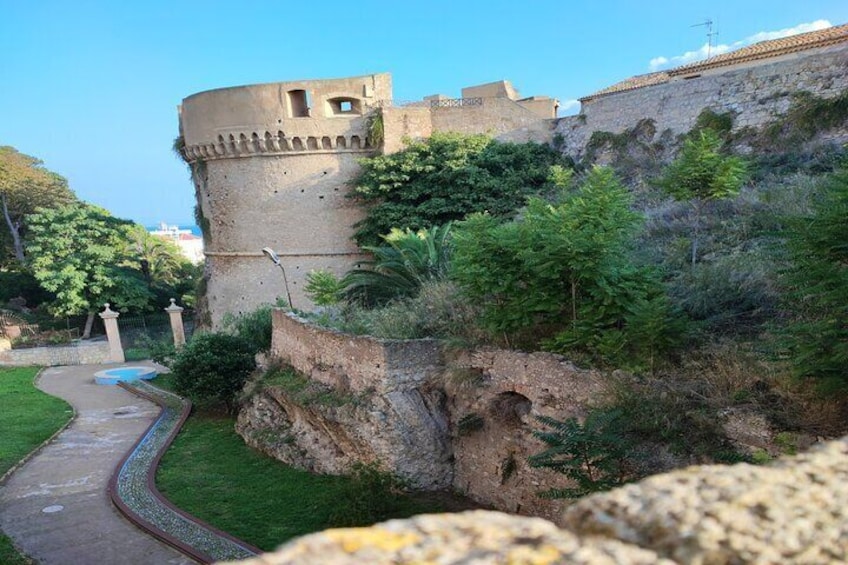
[528,409,631,499]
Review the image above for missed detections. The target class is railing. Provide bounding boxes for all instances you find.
[370,97,485,109]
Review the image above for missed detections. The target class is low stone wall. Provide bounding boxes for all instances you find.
[247,311,611,516]
[0,341,110,366]
[271,310,444,395]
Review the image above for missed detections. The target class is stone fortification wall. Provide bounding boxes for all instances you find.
[239,312,609,517]
[430,97,555,144]
[446,348,606,522]
[0,341,110,366]
[557,43,848,156]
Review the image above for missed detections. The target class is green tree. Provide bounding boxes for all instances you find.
[452,166,658,355]
[782,165,848,387]
[0,146,76,264]
[351,132,570,246]
[25,203,152,337]
[655,129,747,265]
[124,225,200,307]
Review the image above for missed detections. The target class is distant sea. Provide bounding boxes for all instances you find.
[146,224,202,237]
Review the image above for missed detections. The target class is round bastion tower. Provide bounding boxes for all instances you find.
[179,73,392,327]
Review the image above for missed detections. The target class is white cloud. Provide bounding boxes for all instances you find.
[648,19,832,71]
[559,99,580,114]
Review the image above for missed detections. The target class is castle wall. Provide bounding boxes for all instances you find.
[430,97,556,144]
[557,43,848,156]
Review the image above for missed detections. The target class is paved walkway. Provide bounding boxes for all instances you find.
[0,364,194,564]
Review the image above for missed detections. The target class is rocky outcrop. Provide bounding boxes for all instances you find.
[237,380,452,490]
[223,436,848,564]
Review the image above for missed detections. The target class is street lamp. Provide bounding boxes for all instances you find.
[261,247,294,310]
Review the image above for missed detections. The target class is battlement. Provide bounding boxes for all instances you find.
[182,130,375,162]
[179,73,391,161]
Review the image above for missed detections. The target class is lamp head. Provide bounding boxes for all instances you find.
[261,247,280,265]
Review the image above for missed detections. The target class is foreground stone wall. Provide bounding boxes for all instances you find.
[557,43,848,157]
[0,341,110,366]
[225,436,848,564]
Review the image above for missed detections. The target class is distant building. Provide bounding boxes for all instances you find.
[149,222,204,264]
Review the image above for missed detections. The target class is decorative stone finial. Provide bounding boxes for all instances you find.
[99,303,119,320]
[165,298,184,313]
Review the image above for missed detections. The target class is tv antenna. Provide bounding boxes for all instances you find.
[691,18,718,58]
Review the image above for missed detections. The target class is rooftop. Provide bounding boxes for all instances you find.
[581,22,848,101]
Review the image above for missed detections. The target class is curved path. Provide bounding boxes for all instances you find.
[111,380,258,562]
[0,364,194,564]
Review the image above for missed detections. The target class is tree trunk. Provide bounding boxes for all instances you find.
[83,311,96,340]
[0,193,25,263]
[690,200,702,267]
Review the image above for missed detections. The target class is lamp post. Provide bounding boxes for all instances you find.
[261,247,295,310]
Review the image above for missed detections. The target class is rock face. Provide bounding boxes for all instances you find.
[237,382,452,490]
[222,437,848,565]
[563,436,848,564]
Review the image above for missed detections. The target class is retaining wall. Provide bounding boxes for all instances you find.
[0,341,111,366]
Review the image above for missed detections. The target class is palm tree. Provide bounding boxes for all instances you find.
[344,224,452,306]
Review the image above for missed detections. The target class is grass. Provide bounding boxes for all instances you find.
[0,367,74,476]
[153,374,450,551]
[0,366,74,565]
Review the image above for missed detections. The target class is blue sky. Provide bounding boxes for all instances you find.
[1,1,846,226]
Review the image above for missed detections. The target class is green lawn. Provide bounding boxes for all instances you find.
[0,366,74,565]
[153,375,453,551]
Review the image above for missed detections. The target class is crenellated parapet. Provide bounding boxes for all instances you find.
[182,130,374,162]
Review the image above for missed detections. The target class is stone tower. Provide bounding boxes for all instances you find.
[179,74,392,326]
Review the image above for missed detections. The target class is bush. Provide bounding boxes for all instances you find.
[222,304,274,354]
[781,164,848,388]
[170,332,256,412]
[326,463,410,527]
[350,132,571,246]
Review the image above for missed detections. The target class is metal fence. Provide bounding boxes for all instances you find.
[118,311,195,358]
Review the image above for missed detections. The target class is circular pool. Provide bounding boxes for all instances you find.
[94,366,157,385]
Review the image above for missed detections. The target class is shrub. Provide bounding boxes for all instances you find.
[343,224,453,307]
[528,410,632,499]
[654,129,747,265]
[452,166,667,359]
[304,270,345,306]
[326,463,410,527]
[781,164,848,388]
[350,132,570,246]
[222,304,274,354]
[170,332,256,413]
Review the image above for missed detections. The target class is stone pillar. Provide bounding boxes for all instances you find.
[99,303,125,363]
[165,298,186,348]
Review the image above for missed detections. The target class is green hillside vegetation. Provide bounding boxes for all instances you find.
[306,114,848,479]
